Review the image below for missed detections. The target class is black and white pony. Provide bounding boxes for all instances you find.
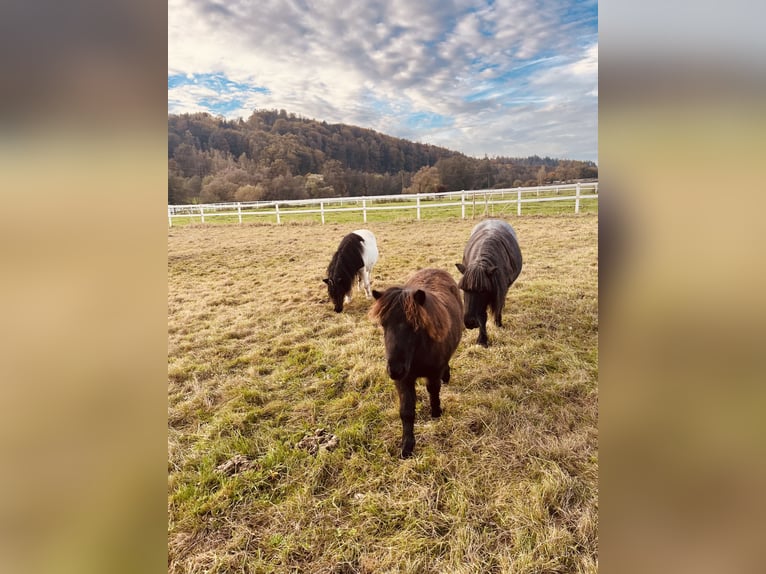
[456,219,522,346]
[323,229,379,313]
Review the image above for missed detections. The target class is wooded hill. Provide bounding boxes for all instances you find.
[168,109,597,204]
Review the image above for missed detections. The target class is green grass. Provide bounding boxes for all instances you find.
[168,215,598,573]
[169,192,598,227]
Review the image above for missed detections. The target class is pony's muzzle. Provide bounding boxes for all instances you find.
[387,362,406,381]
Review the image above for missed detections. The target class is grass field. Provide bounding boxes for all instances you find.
[168,193,598,227]
[168,214,598,573]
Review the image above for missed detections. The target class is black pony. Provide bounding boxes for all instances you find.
[456,219,522,346]
[323,229,379,312]
[369,268,463,458]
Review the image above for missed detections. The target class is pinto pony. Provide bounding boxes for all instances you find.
[456,219,522,346]
[323,229,379,313]
[369,268,463,458]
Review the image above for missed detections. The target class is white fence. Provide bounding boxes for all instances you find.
[168,182,598,226]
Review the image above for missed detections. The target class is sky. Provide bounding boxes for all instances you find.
[168,0,598,163]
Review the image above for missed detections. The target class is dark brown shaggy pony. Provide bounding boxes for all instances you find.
[369,268,463,458]
[456,219,522,346]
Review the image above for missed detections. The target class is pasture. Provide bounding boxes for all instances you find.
[168,187,598,227]
[168,215,598,573]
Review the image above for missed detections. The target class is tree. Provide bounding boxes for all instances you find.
[436,156,475,191]
[537,166,547,186]
[168,174,186,204]
[183,176,202,202]
[200,175,237,203]
[304,174,335,198]
[173,143,207,178]
[168,110,597,204]
[405,166,441,194]
[234,184,265,202]
[267,175,306,201]
[322,160,347,196]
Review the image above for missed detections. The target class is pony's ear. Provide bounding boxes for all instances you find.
[413,289,426,306]
[372,290,383,300]
[322,278,331,285]
[455,263,466,274]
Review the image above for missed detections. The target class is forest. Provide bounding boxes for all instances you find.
[168,109,598,204]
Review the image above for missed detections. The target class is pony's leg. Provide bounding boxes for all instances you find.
[426,377,442,418]
[356,271,365,296]
[441,364,451,385]
[395,378,417,458]
[494,300,505,327]
[362,268,372,298]
[477,318,489,347]
[366,265,374,296]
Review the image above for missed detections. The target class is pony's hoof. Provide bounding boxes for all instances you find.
[431,407,442,418]
[400,437,415,458]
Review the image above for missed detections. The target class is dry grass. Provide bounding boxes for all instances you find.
[168,215,598,573]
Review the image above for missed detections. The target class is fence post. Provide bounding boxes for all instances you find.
[168,207,172,227]
[200,205,205,224]
[575,183,581,214]
[320,201,325,224]
[363,198,367,223]
[275,203,281,224]
[517,188,522,216]
[461,192,466,219]
[416,195,421,220]
[237,203,242,224]
[484,192,488,216]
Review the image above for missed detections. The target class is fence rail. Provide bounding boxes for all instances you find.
[167,182,597,226]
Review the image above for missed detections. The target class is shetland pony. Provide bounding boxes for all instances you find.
[369,268,463,458]
[323,229,379,312]
[456,219,522,346]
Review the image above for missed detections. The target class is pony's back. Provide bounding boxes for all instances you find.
[463,219,522,285]
[352,229,379,269]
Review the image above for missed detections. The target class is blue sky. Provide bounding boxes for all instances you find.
[169,0,597,162]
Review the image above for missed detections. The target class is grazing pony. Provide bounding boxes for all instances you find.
[323,229,379,313]
[369,268,463,458]
[456,219,522,346]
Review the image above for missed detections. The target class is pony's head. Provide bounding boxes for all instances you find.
[323,275,351,313]
[369,285,451,380]
[455,262,497,329]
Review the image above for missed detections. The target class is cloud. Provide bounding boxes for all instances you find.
[168,0,598,161]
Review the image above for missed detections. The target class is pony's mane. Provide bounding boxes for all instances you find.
[459,225,519,291]
[369,271,459,342]
[327,233,364,285]
[457,261,500,292]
